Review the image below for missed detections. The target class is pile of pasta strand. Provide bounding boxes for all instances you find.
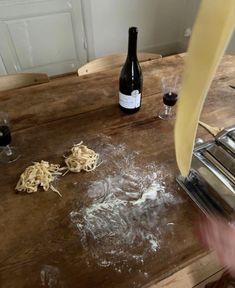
[63,142,100,175]
[15,142,100,197]
[15,160,62,197]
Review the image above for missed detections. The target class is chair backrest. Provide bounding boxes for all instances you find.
[0,73,49,92]
[77,52,162,76]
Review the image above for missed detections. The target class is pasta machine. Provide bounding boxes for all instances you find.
[177,125,235,220]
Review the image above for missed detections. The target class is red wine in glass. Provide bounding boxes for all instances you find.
[159,92,178,120]
[163,92,178,106]
[159,75,179,120]
[0,112,20,163]
[0,125,12,146]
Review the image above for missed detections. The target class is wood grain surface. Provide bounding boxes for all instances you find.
[0,54,234,288]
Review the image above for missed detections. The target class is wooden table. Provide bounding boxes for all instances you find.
[0,54,234,288]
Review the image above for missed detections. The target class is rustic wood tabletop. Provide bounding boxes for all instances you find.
[0,54,234,288]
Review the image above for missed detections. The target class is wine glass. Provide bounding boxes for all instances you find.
[0,112,20,163]
[158,76,179,120]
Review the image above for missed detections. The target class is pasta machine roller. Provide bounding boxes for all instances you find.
[177,125,235,221]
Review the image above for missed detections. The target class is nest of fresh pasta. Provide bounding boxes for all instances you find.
[15,142,100,197]
[63,142,99,175]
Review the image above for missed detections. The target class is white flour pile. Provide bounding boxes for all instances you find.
[70,138,183,269]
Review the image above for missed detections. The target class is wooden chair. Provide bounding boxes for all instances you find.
[0,73,49,92]
[77,52,162,76]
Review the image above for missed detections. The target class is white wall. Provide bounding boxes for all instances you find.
[178,0,201,51]
[82,0,235,61]
[0,55,7,75]
[82,0,186,60]
[179,0,235,53]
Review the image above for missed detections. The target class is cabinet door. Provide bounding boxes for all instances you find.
[0,0,87,76]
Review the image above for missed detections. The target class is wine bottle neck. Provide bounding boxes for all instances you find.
[127,34,137,59]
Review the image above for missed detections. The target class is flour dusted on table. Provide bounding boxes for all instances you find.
[70,139,183,270]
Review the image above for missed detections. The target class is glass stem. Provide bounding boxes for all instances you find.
[5,145,13,156]
[164,105,172,115]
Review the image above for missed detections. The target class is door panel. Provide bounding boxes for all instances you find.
[7,13,77,69]
[0,0,87,76]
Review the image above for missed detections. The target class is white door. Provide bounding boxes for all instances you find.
[0,0,87,76]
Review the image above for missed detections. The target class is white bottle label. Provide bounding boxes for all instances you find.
[119,90,141,109]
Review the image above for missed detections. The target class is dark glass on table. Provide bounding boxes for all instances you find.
[0,112,20,163]
[158,76,179,120]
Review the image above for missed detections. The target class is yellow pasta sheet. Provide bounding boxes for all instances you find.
[175,0,235,177]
